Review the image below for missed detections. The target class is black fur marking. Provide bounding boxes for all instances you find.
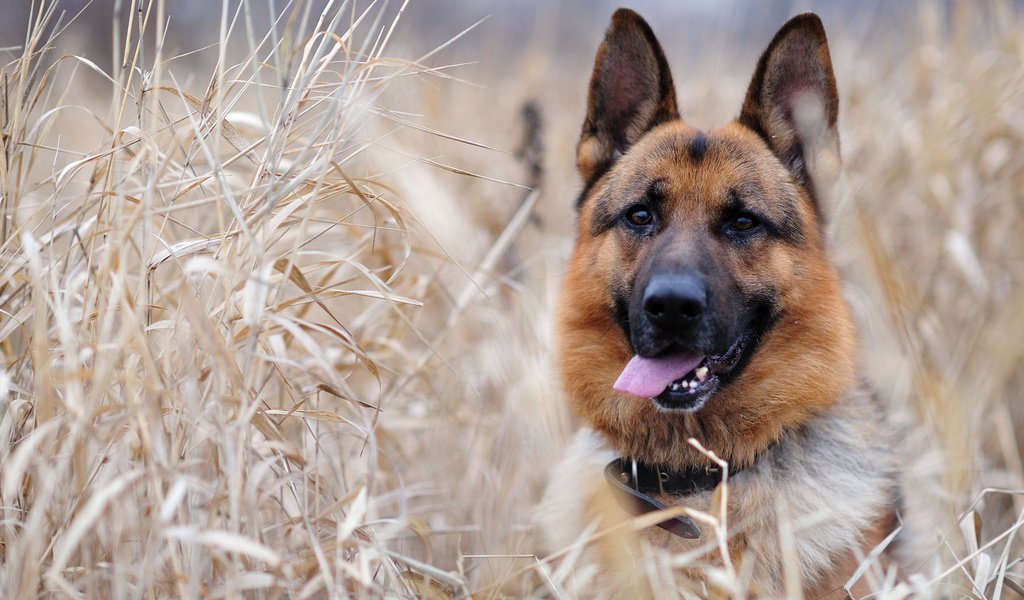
[576,167,610,209]
[589,178,668,237]
[642,178,669,220]
[612,291,632,349]
[716,301,779,389]
[688,132,709,162]
[723,188,805,246]
[778,136,808,186]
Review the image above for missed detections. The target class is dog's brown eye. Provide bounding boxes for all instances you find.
[730,215,758,232]
[626,206,654,227]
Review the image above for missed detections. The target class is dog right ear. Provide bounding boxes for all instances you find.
[577,9,679,189]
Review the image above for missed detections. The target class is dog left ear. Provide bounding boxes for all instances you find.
[739,13,841,209]
[577,9,679,188]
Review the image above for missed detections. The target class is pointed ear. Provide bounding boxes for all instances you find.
[739,13,841,210]
[577,9,679,187]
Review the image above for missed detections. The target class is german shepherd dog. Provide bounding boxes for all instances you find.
[539,9,921,597]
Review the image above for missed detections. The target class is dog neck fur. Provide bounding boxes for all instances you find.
[537,380,900,595]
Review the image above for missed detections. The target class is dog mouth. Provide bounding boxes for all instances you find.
[613,325,761,412]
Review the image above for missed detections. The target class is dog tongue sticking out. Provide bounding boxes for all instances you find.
[613,353,704,398]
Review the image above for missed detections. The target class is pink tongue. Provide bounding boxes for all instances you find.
[613,353,704,399]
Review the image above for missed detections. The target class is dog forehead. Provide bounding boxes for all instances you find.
[607,123,783,209]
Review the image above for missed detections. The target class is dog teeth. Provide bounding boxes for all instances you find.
[669,375,705,394]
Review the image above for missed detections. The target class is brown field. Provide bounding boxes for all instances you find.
[0,0,1022,597]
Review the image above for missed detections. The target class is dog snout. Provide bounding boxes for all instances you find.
[642,273,707,331]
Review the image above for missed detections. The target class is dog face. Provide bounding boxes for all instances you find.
[557,10,858,469]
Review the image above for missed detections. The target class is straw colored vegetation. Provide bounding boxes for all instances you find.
[0,0,1021,597]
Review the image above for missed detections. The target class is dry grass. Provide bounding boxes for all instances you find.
[0,0,1021,597]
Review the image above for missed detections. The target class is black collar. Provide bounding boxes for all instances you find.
[604,457,738,539]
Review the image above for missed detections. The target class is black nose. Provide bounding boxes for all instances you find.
[642,273,706,330]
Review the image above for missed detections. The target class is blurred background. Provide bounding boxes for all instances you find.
[1,0,1022,596]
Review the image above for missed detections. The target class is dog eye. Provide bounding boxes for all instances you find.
[624,205,654,228]
[729,214,759,232]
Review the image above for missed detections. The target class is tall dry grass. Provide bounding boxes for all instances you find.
[0,0,1021,598]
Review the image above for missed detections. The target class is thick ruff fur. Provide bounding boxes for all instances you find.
[538,382,907,597]
[538,9,923,597]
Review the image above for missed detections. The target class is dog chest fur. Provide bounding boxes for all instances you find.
[537,381,903,595]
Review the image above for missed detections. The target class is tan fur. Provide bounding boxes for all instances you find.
[539,9,920,596]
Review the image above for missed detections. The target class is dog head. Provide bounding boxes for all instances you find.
[557,10,857,468]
